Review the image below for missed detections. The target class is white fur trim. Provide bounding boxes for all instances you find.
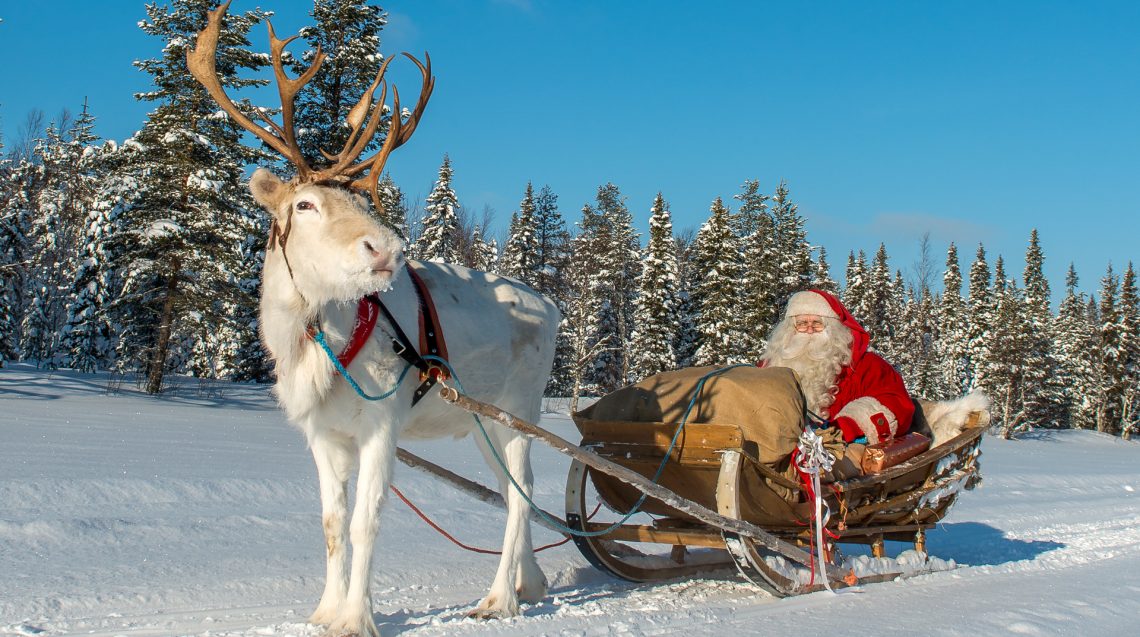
[835,396,898,444]
[786,291,839,319]
[924,390,991,446]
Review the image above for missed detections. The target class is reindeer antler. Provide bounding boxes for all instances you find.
[187,0,434,202]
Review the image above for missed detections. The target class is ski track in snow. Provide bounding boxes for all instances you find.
[2,364,1140,636]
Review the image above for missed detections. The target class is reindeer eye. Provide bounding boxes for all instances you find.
[295,200,316,212]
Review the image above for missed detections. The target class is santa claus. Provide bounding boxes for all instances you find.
[759,289,914,445]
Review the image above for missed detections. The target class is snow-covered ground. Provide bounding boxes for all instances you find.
[3,363,1140,637]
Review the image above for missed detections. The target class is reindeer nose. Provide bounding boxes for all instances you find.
[362,238,394,272]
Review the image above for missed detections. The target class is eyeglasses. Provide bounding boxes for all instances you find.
[793,315,826,333]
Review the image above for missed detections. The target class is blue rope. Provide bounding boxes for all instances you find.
[312,331,414,401]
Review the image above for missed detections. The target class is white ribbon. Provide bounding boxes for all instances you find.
[796,427,836,593]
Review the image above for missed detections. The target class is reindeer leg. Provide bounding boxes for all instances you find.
[308,433,353,626]
[506,435,548,604]
[329,430,397,637]
[472,428,547,618]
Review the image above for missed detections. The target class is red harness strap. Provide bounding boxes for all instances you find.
[406,263,450,376]
[337,295,381,369]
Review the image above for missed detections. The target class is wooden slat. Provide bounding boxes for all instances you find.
[582,522,726,548]
[587,444,727,466]
[835,524,933,538]
[579,420,743,450]
[580,420,745,467]
[845,465,979,520]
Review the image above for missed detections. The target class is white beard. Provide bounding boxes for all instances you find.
[760,318,853,418]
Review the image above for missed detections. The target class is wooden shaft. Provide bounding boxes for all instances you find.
[439,387,847,581]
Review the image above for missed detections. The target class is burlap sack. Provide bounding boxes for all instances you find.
[580,366,865,518]
[585,365,806,463]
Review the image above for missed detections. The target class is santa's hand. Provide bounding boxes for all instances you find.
[833,415,867,443]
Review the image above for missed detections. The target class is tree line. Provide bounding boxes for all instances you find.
[1,0,1136,439]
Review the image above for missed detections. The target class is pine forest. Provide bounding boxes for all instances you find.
[0,0,1136,442]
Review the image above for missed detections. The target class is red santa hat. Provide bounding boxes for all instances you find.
[784,290,840,319]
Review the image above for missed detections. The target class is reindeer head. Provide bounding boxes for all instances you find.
[248,170,405,303]
[187,0,433,305]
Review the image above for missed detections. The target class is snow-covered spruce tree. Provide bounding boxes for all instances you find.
[559,203,611,407]
[591,183,641,388]
[1054,264,1098,430]
[376,173,410,242]
[842,250,868,321]
[812,246,839,295]
[896,277,939,399]
[469,224,498,272]
[731,178,769,238]
[770,180,814,305]
[21,108,104,366]
[1020,229,1064,427]
[985,257,1032,438]
[449,203,497,271]
[937,243,970,398]
[414,154,461,263]
[289,0,388,170]
[736,179,780,357]
[1118,263,1139,438]
[861,243,897,351]
[629,192,680,380]
[691,196,743,366]
[501,182,540,286]
[523,185,574,396]
[965,244,994,392]
[57,139,125,372]
[2,150,46,363]
[0,142,19,366]
[672,230,699,368]
[229,219,272,382]
[531,184,571,306]
[110,1,271,393]
[889,270,909,362]
[1093,265,1124,433]
[558,185,641,399]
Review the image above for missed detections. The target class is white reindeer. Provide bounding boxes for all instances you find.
[188,5,559,636]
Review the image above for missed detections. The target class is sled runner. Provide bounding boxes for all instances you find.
[431,367,986,597]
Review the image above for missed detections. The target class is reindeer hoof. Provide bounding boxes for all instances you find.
[469,593,519,620]
[516,576,548,604]
[467,608,506,621]
[325,609,381,637]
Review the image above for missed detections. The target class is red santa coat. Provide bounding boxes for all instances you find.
[773,290,915,444]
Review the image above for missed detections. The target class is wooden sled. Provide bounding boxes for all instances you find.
[567,408,985,595]
[434,387,985,596]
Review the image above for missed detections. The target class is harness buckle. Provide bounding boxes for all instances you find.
[420,362,451,383]
[391,338,408,357]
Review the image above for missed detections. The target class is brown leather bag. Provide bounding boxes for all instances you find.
[860,432,931,474]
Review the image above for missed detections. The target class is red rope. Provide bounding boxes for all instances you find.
[390,484,580,555]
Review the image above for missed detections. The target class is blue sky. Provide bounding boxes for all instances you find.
[1,1,1137,299]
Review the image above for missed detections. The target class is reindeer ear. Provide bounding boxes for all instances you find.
[249,168,290,217]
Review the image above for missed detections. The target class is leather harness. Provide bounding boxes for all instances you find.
[310,261,450,406]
